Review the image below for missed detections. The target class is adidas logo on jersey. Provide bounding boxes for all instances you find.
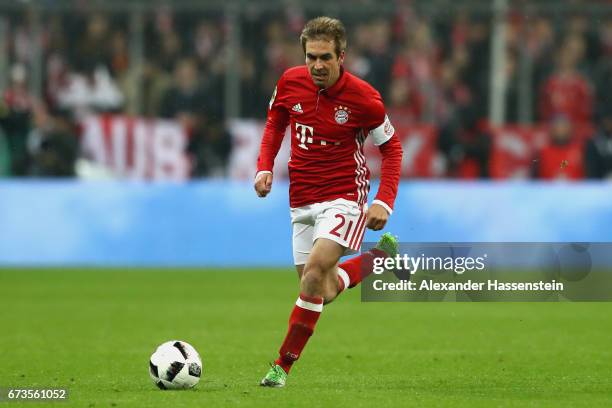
[292,103,304,113]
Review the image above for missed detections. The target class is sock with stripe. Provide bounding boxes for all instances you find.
[275,293,323,374]
[337,248,387,291]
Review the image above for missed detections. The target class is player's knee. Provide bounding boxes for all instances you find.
[306,252,336,274]
[301,264,325,293]
[323,291,338,305]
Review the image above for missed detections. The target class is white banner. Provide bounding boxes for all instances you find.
[80,115,190,181]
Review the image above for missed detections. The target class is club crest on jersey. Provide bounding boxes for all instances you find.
[383,115,394,137]
[334,106,351,124]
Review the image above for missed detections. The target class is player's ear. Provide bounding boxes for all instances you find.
[338,50,345,65]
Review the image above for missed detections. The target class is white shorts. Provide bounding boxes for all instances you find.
[291,198,368,265]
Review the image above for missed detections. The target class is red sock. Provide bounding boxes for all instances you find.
[338,248,387,289]
[275,293,323,374]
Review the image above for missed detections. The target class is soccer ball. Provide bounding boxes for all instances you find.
[149,340,202,389]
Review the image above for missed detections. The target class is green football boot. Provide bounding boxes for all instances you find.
[260,363,287,388]
[375,232,399,258]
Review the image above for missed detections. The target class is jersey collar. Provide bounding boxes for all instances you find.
[321,67,347,97]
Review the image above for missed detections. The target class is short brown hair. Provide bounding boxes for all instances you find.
[300,16,347,58]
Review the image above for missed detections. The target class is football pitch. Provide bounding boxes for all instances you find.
[1,268,611,408]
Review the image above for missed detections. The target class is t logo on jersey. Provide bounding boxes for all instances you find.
[295,123,314,150]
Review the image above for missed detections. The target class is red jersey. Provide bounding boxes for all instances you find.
[536,142,585,180]
[257,66,403,211]
[539,73,592,125]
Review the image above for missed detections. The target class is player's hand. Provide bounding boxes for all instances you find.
[365,203,389,231]
[254,172,273,197]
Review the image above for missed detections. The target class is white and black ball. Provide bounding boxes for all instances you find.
[149,340,202,389]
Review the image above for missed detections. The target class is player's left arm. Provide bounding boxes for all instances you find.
[364,97,403,231]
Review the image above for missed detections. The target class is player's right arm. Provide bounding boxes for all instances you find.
[255,75,290,198]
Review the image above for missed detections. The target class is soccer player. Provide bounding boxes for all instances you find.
[254,16,403,387]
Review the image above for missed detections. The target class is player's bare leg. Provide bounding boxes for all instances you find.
[295,264,305,281]
[296,248,340,303]
[300,238,344,301]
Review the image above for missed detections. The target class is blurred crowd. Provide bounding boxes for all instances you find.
[0,1,611,179]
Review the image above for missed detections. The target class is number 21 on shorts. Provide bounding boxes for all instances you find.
[329,214,354,241]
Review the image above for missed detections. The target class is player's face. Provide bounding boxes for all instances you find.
[305,39,344,89]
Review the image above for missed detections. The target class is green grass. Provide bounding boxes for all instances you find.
[0,268,611,408]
